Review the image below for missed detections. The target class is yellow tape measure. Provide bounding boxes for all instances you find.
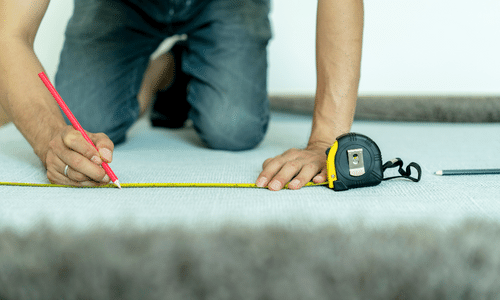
[0,182,328,189]
[0,133,421,191]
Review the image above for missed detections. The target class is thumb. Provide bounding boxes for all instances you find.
[88,131,115,163]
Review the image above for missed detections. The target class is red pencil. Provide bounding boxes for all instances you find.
[38,72,121,189]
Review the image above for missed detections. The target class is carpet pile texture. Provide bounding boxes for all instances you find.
[1,220,499,300]
[270,95,500,122]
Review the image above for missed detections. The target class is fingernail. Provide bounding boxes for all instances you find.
[269,180,282,191]
[100,148,112,163]
[313,175,325,183]
[91,155,103,165]
[289,179,300,189]
[102,175,110,183]
[256,177,268,187]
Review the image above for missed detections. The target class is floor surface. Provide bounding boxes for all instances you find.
[1,112,499,233]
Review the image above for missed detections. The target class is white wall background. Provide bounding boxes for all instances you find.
[35,0,500,96]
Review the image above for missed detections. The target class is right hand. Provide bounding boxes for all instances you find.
[256,142,329,191]
[44,125,115,186]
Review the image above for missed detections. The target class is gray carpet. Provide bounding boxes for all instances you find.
[1,106,500,298]
[1,220,499,300]
[270,95,500,122]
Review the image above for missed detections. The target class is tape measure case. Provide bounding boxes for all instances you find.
[326,133,384,191]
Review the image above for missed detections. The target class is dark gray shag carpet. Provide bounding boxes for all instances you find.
[1,220,500,299]
[270,95,500,122]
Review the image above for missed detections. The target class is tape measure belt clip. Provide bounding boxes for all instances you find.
[326,133,421,191]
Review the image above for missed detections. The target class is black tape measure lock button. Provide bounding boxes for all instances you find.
[325,133,421,191]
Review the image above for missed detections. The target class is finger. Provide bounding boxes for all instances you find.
[63,128,102,165]
[287,162,324,190]
[46,151,107,187]
[313,168,328,183]
[58,143,108,183]
[47,166,84,186]
[267,160,303,191]
[89,131,115,163]
[46,150,79,186]
[256,156,287,188]
[65,164,110,184]
[57,151,109,184]
[261,157,274,170]
[60,128,111,182]
[257,149,302,188]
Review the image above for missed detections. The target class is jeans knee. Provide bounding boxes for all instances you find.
[197,114,269,151]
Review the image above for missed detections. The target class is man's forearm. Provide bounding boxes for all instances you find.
[0,38,66,163]
[309,0,364,148]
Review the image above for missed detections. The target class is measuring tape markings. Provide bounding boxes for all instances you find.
[0,182,328,189]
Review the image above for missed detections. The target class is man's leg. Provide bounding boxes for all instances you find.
[55,0,164,145]
[181,0,273,151]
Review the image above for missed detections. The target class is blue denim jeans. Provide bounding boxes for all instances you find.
[56,0,271,150]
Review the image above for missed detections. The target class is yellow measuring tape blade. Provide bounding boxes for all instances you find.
[0,181,328,189]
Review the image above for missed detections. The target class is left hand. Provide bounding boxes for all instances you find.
[256,142,330,191]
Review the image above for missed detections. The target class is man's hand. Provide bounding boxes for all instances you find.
[44,125,115,186]
[257,0,364,191]
[256,142,330,191]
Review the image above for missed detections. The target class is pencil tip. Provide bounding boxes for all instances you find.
[115,180,122,189]
[435,170,443,176]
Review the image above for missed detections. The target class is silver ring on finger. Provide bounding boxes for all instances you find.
[64,165,70,177]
